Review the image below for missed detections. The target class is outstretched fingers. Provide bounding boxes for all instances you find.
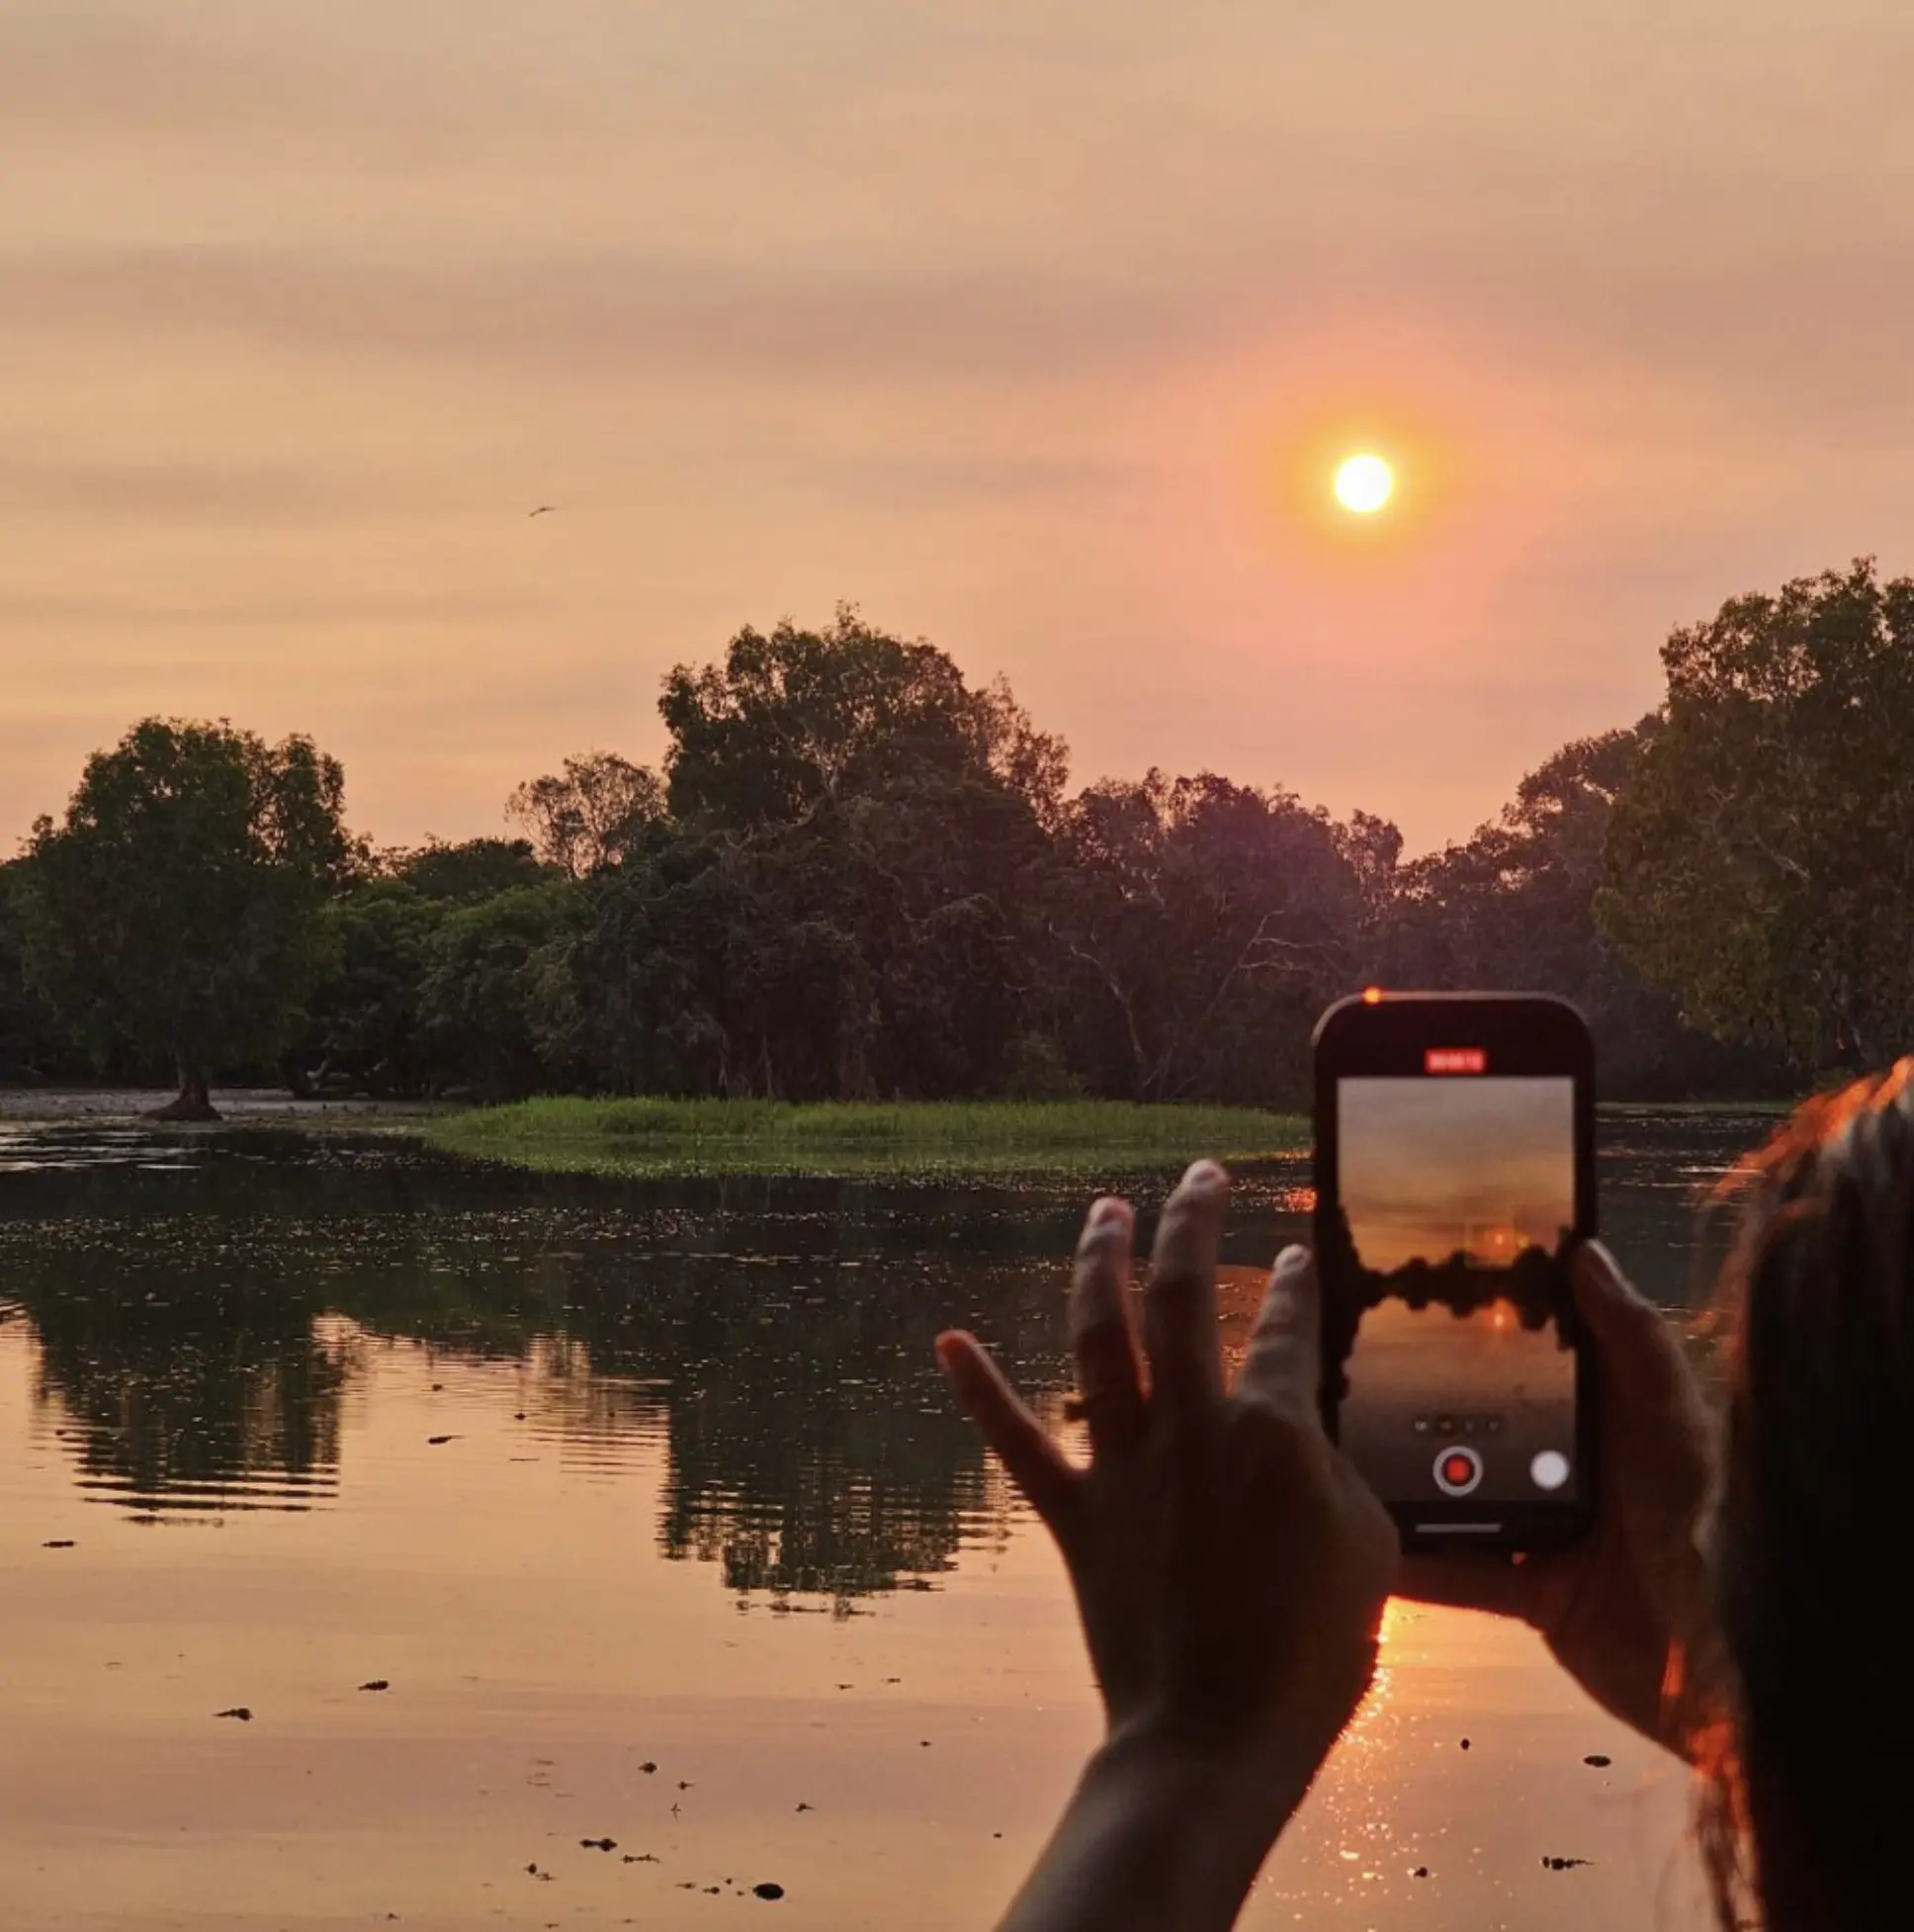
[1236,1245,1323,1421]
[936,1332,1080,1533]
[1142,1161,1229,1410]
[1068,1196,1145,1455]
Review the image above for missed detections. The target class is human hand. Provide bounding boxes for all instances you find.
[938,1163,1397,1931]
[1399,1240,1724,1759]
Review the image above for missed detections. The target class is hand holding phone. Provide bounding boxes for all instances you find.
[1400,1239,1725,1756]
[1313,992,1598,1554]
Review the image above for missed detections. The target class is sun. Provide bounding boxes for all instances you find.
[1333,452,1394,515]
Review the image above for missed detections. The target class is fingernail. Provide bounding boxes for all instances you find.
[934,1332,967,1370]
[1088,1195,1130,1227]
[1179,1159,1227,1192]
[1272,1243,1312,1275]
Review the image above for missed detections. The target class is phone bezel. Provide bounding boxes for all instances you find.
[1312,991,1599,1554]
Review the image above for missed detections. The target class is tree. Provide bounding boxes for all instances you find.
[506,753,663,877]
[0,857,85,1083]
[417,880,577,1098]
[659,605,1066,831]
[396,836,550,901]
[1051,772,1373,1103]
[1382,723,1780,1096]
[536,771,1060,1100]
[515,610,1072,1099]
[286,843,556,1098]
[1601,560,1914,1073]
[288,881,446,1098]
[531,824,855,1098]
[18,719,352,1118]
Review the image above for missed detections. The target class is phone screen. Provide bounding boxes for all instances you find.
[1326,1073,1580,1510]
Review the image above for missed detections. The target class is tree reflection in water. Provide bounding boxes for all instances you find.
[0,1132,1079,1601]
[9,1237,351,1514]
[2,1118,1753,1597]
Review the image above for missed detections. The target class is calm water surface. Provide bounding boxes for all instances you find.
[0,1115,1764,1930]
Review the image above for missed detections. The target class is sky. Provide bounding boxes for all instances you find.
[1339,1076,1574,1272]
[5,2,1913,855]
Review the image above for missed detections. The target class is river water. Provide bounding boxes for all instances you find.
[0,1113,1765,1930]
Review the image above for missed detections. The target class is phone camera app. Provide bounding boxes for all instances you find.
[1329,1071,1580,1514]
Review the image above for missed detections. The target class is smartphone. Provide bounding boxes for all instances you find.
[1312,991,1598,1553]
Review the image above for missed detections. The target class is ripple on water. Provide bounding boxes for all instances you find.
[0,1125,199,1176]
[72,1470,340,1515]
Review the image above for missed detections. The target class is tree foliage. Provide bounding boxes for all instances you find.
[10,580,1866,1111]
[1050,772,1368,1101]
[419,880,578,1098]
[1600,560,1914,1073]
[290,881,443,1098]
[18,720,351,1115]
[396,836,550,902]
[539,617,1065,1098]
[293,849,567,1104]
[0,858,86,1082]
[1381,724,1782,1096]
[659,606,1067,831]
[507,755,663,877]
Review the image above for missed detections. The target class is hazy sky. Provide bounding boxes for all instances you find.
[5,2,1912,853]
[1340,1077,1573,1271]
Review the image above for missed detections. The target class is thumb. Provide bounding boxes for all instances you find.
[1573,1240,1715,1503]
[1573,1241,1701,1413]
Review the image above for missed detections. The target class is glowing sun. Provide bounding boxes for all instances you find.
[1333,452,1394,514]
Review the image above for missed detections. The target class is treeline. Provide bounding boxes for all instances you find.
[11,563,1910,1116]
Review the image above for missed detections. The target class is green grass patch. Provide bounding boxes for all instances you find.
[425,1097,1308,1179]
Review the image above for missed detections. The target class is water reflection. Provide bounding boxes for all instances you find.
[5,1213,349,1515]
[0,1131,1092,1601]
[0,1111,1767,1598]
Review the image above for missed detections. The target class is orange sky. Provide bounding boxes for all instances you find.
[5,2,1912,853]
[1340,1077,1574,1273]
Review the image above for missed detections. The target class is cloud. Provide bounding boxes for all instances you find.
[0,244,1209,388]
[0,586,545,631]
[0,456,358,524]
[803,451,1143,507]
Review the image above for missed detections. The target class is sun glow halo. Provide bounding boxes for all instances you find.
[1334,452,1394,515]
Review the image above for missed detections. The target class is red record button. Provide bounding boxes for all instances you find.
[1433,1446,1484,1497]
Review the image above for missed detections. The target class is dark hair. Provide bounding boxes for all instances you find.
[1704,1064,1914,1930]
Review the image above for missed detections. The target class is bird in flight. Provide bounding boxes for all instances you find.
[529,504,557,517]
